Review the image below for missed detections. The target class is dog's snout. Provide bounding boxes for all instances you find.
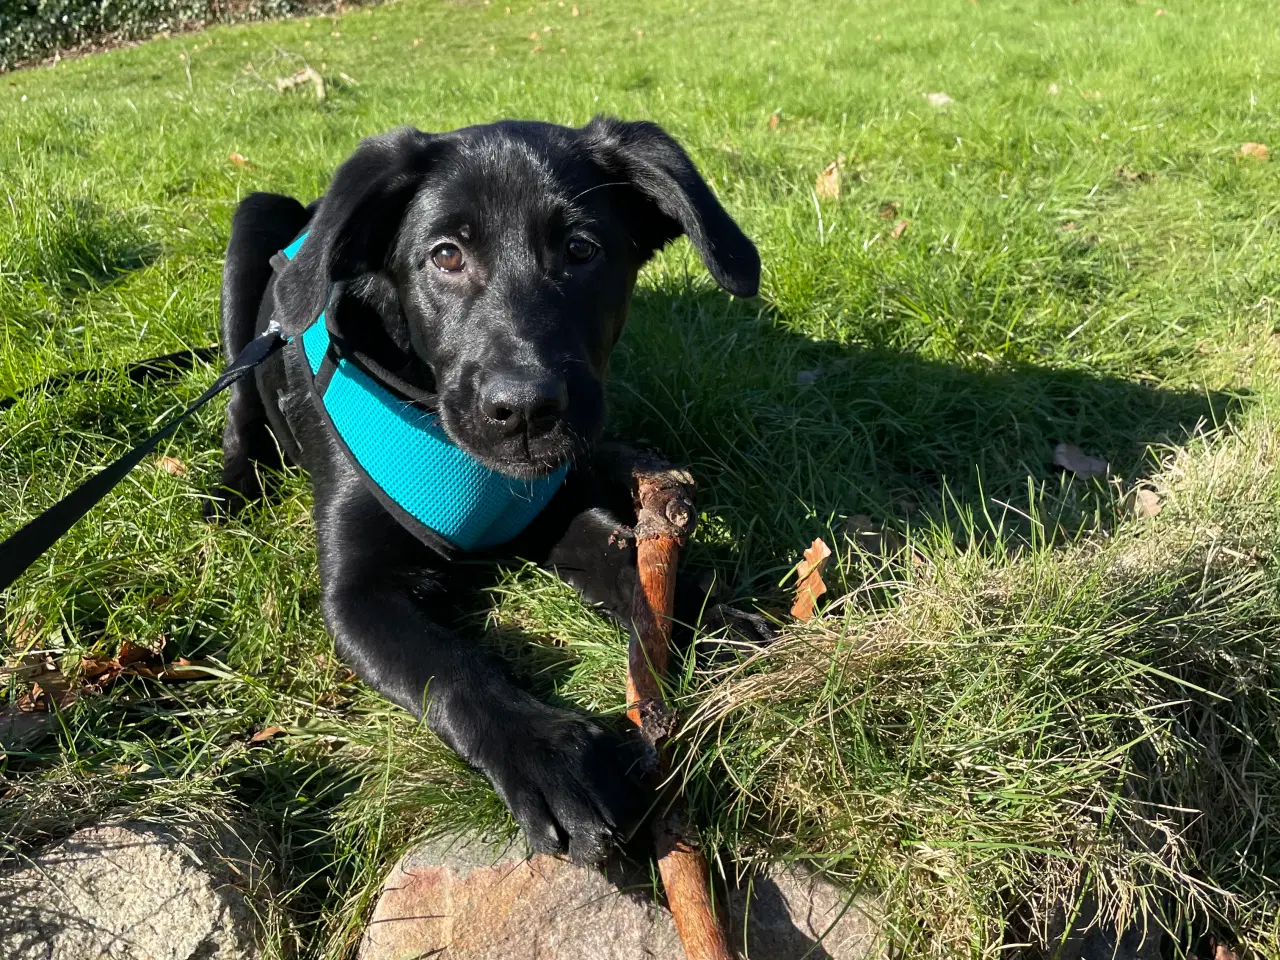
[481,370,569,436]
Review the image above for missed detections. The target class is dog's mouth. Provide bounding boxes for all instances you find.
[436,405,582,480]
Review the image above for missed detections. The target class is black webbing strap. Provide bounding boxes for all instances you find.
[0,331,285,592]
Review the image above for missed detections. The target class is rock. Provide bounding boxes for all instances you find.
[359,834,882,960]
[0,821,268,960]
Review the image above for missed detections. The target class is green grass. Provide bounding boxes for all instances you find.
[2,0,1280,956]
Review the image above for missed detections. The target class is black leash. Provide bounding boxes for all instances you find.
[0,331,285,593]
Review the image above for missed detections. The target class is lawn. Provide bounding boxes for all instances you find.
[2,0,1279,956]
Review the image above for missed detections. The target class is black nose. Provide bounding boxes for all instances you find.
[481,371,569,436]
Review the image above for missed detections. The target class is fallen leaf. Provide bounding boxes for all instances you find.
[155,455,187,476]
[1047,82,1061,95]
[796,369,820,386]
[768,112,780,130]
[412,37,422,46]
[1238,142,1269,161]
[1214,945,1239,960]
[1127,487,1163,519]
[1062,220,1078,231]
[925,91,954,107]
[791,538,832,621]
[877,201,900,219]
[0,707,55,753]
[528,30,539,39]
[249,725,286,744]
[1154,7,1167,14]
[845,514,906,558]
[228,151,252,167]
[1053,442,1108,478]
[1116,165,1155,183]
[815,157,842,199]
[1081,89,1103,100]
[275,66,325,101]
[890,219,910,239]
[572,4,579,14]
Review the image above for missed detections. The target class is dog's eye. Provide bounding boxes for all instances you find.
[565,237,598,265]
[431,244,465,272]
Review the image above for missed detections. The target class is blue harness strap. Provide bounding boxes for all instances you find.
[281,234,567,552]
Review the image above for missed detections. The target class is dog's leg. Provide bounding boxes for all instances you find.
[518,453,776,649]
[310,453,649,863]
[208,193,310,516]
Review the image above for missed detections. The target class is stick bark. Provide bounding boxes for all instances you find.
[627,459,736,960]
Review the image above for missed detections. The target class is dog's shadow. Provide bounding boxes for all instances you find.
[608,285,1243,589]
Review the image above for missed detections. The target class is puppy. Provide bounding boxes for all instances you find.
[214,116,765,863]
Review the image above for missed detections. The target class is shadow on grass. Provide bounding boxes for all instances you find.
[612,286,1245,584]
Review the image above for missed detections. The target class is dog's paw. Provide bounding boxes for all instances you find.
[478,702,652,864]
[695,603,778,660]
[201,471,262,522]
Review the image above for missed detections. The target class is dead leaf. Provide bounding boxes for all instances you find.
[228,151,253,168]
[890,219,909,239]
[155,456,188,477]
[845,514,906,558]
[1062,221,1078,231]
[791,538,832,621]
[0,706,55,752]
[249,725,286,744]
[1238,142,1269,161]
[1154,7,1167,14]
[412,37,423,46]
[1214,944,1239,960]
[768,112,780,130]
[275,66,325,101]
[1080,89,1103,100]
[796,369,820,386]
[1047,82,1061,96]
[1053,443,1109,478]
[877,201,900,219]
[815,155,843,199]
[1126,487,1163,519]
[924,91,954,107]
[1116,165,1154,183]
[528,31,539,39]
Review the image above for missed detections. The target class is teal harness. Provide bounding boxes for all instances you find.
[278,234,567,553]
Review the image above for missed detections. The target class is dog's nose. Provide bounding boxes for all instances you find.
[481,371,568,436]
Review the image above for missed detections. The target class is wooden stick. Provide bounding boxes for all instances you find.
[627,460,736,960]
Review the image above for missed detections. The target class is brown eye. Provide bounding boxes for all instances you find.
[566,237,597,264]
[431,244,465,272]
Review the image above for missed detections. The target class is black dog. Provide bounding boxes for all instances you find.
[214,116,765,863]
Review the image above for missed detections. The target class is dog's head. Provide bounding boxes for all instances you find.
[272,117,759,478]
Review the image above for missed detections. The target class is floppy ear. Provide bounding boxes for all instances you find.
[271,127,442,336]
[581,116,760,298]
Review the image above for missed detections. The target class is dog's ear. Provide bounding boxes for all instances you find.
[581,116,760,298]
[272,127,441,336]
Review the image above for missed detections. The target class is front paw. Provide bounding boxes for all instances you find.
[696,603,778,660]
[478,702,652,864]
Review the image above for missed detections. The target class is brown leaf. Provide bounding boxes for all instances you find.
[1127,488,1163,519]
[815,158,841,199]
[1061,220,1078,231]
[845,514,906,557]
[117,639,158,668]
[877,201,900,219]
[768,112,780,130]
[228,151,252,167]
[249,725,285,744]
[1116,165,1154,183]
[0,706,55,752]
[1053,443,1109,478]
[155,455,188,477]
[791,538,832,621]
[890,219,909,239]
[1238,142,1269,161]
[1214,945,1239,960]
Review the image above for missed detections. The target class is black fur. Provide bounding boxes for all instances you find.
[213,116,768,864]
